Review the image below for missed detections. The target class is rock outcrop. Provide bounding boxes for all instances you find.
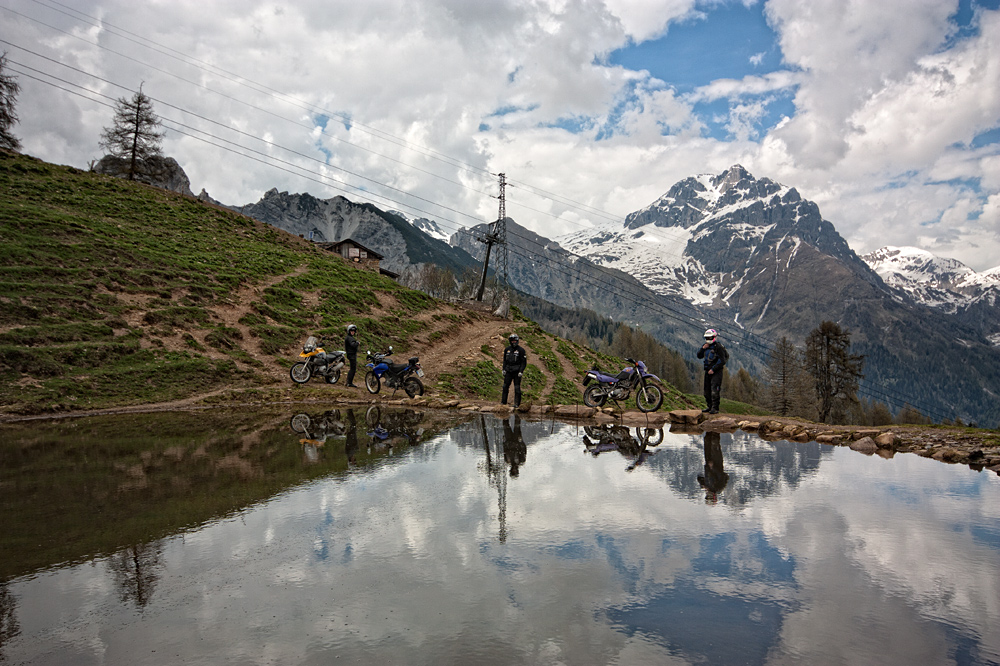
[93,155,195,197]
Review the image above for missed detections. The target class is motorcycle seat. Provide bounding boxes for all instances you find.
[590,371,618,383]
[388,362,410,373]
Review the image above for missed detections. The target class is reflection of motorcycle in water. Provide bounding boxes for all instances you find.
[290,410,347,462]
[582,423,663,470]
[697,431,730,503]
[363,406,426,452]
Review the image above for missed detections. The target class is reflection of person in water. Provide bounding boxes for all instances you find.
[697,431,730,502]
[502,414,527,477]
[344,409,358,465]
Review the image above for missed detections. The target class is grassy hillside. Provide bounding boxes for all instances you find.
[0,151,698,416]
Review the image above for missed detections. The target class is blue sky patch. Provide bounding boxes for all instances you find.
[607,1,784,94]
[970,126,1000,148]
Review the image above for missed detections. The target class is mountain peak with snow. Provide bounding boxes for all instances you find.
[861,245,1000,312]
[558,164,868,307]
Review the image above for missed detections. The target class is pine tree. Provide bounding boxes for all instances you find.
[763,336,813,417]
[99,84,164,180]
[805,321,865,423]
[0,53,22,152]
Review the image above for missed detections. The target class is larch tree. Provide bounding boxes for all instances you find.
[763,336,813,417]
[99,84,164,180]
[804,321,865,423]
[0,52,22,152]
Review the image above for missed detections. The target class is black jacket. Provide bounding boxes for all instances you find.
[502,344,527,374]
[697,341,727,373]
[345,334,359,358]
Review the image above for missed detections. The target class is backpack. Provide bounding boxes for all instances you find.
[716,342,729,365]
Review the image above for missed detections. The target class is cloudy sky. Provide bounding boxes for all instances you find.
[2,0,999,270]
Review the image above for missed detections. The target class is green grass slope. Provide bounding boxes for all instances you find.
[0,151,696,416]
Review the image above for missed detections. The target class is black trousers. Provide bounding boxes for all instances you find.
[347,355,357,385]
[703,371,723,410]
[502,371,522,406]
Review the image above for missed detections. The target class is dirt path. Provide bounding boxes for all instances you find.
[415,309,512,389]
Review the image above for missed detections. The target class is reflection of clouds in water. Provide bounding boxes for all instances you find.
[4,419,999,665]
[754,452,1000,664]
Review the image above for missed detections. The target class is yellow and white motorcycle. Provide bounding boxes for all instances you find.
[290,336,346,384]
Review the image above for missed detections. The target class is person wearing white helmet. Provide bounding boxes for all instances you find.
[696,328,728,414]
[344,324,360,387]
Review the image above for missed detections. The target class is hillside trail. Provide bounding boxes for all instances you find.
[408,306,513,390]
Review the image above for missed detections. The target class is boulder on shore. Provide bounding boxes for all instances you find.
[668,409,706,425]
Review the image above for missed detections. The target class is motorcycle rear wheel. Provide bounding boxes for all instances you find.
[636,384,664,413]
[325,369,341,385]
[290,362,311,384]
[583,384,607,408]
[403,376,424,398]
[365,371,380,394]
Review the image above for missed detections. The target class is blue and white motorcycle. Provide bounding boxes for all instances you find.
[581,357,664,413]
[364,346,425,397]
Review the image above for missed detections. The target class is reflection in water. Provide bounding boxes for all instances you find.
[582,423,664,471]
[502,414,527,477]
[1,411,999,665]
[698,431,730,502]
[107,543,163,608]
[0,582,20,661]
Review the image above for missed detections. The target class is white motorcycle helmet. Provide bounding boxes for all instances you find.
[704,328,717,342]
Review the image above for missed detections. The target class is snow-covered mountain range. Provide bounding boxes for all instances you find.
[861,245,1000,312]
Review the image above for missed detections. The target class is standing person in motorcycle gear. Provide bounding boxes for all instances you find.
[697,328,728,414]
[345,324,360,387]
[501,333,527,408]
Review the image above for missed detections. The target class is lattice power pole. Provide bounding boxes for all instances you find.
[475,172,507,302]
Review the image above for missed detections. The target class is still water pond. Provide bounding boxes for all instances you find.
[1,407,999,665]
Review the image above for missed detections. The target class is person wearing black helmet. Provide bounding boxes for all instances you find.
[697,328,728,414]
[344,324,359,387]
[501,333,527,408]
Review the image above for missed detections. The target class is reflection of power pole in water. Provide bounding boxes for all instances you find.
[479,415,507,543]
[697,431,730,503]
[108,542,162,608]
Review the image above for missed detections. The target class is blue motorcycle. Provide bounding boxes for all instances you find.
[364,346,425,397]
[581,357,664,413]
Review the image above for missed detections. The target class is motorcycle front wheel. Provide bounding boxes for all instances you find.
[635,384,664,413]
[403,376,424,398]
[325,369,341,385]
[365,371,381,394]
[290,362,311,384]
[290,413,311,433]
[583,384,607,408]
[636,426,664,446]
